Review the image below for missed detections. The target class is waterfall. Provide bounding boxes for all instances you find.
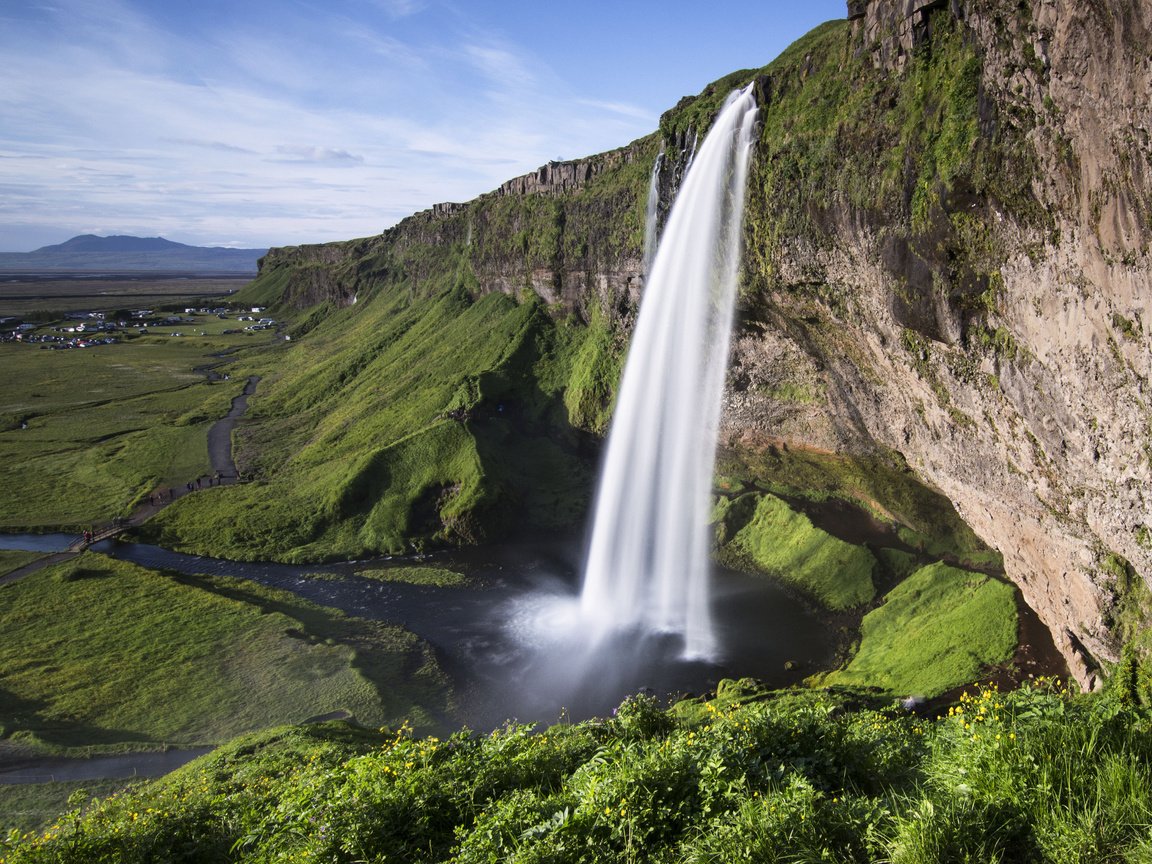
[579,84,758,660]
[642,148,664,274]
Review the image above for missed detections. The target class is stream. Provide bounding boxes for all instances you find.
[0,533,836,783]
[90,534,835,726]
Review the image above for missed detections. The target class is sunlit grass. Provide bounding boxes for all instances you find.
[6,680,1151,863]
[0,550,41,577]
[0,553,450,756]
[0,340,251,529]
[819,562,1018,696]
[715,491,876,609]
[355,566,470,587]
[143,286,608,561]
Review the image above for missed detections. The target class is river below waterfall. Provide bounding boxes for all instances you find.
[1,533,835,733]
[94,535,835,728]
[0,530,1069,786]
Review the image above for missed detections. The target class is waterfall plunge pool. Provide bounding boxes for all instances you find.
[74,534,836,730]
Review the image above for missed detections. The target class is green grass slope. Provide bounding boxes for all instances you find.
[0,553,449,754]
[820,562,1019,696]
[0,551,40,578]
[145,275,621,561]
[7,681,1152,863]
[715,491,877,609]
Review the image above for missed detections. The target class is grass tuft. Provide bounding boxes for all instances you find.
[355,566,470,587]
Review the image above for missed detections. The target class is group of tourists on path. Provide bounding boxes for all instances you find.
[79,470,232,548]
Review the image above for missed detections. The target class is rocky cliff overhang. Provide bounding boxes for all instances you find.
[724,0,1151,689]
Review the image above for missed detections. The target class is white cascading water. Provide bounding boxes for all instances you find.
[579,84,759,660]
[642,148,664,274]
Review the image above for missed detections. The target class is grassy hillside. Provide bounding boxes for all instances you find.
[714,490,878,609]
[0,554,450,755]
[6,679,1152,863]
[142,274,625,561]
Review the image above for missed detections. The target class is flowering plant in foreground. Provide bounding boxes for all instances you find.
[4,677,1152,863]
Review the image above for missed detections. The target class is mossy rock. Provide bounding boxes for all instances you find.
[818,561,1018,697]
[717,491,877,610]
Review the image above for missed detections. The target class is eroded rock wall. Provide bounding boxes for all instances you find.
[728,0,1151,688]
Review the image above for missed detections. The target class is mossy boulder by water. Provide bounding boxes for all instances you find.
[715,491,876,610]
[819,561,1019,697]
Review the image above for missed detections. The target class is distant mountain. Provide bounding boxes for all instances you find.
[0,234,267,273]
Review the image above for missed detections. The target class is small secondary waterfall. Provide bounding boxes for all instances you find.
[642,148,664,274]
[579,84,759,660]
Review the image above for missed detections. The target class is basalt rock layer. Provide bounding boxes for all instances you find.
[725,0,1151,689]
[225,0,1149,686]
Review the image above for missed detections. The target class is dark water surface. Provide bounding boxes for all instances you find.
[0,533,76,553]
[89,535,835,729]
[0,748,212,785]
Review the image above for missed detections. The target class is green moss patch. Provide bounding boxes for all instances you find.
[718,445,1001,571]
[356,566,469,587]
[716,491,876,610]
[0,553,450,754]
[820,561,1018,697]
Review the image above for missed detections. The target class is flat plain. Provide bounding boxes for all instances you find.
[0,273,252,319]
[0,275,267,530]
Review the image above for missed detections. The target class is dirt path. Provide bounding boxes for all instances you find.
[0,376,260,586]
[207,375,258,481]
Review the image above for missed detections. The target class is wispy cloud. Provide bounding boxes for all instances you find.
[273,146,365,165]
[0,0,661,250]
[166,138,258,154]
[463,43,538,90]
[372,0,427,19]
[577,98,657,123]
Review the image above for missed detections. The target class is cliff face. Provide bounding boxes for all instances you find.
[725,0,1151,687]
[256,141,653,316]
[243,0,1149,686]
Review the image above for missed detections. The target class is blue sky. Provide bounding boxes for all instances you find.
[0,0,846,252]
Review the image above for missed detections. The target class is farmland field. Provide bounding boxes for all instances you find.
[0,273,252,318]
[0,275,275,530]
